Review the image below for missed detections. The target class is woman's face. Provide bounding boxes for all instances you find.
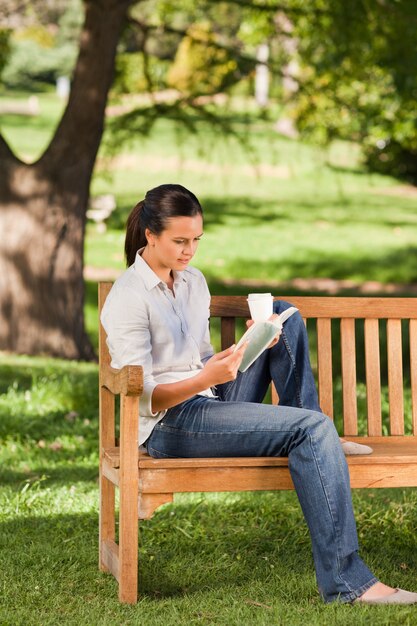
[146,214,203,272]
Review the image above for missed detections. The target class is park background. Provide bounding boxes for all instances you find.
[1,1,416,624]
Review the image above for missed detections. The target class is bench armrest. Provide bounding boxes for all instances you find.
[101,364,143,396]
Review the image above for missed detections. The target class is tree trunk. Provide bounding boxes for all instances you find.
[0,0,132,359]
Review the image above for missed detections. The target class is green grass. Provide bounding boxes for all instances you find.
[1,91,417,624]
[1,354,417,625]
[0,91,66,162]
[2,90,417,291]
[89,110,417,290]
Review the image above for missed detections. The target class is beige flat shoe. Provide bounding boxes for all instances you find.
[355,588,417,605]
[340,440,373,455]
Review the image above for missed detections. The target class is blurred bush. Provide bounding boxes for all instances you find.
[1,0,82,89]
[113,52,170,94]
[167,23,238,96]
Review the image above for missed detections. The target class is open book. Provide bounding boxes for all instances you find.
[235,306,298,372]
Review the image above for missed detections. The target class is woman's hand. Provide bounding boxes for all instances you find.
[202,343,248,386]
[245,314,282,349]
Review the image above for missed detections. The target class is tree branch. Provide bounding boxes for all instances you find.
[105,95,266,163]
[128,17,294,80]
[201,0,330,17]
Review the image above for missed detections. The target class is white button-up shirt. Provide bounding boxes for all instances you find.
[100,251,215,445]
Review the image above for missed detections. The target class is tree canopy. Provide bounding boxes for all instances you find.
[2,1,416,182]
[289,0,417,181]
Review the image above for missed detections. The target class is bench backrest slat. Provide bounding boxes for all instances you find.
[364,319,382,436]
[341,318,358,436]
[387,319,404,435]
[212,296,417,318]
[410,319,417,433]
[220,317,236,351]
[316,318,333,419]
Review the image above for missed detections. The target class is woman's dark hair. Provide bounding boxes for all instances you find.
[124,183,203,267]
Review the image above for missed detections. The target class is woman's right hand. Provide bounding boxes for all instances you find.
[201,343,247,386]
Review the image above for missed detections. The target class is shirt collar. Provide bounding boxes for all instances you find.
[134,249,188,291]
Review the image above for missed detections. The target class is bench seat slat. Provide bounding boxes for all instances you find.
[105,439,417,495]
[104,437,417,469]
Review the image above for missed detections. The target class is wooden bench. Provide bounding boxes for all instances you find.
[98,282,417,602]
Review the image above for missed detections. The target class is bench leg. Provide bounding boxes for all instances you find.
[118,481,139,603]
[99,386,116,573]
[99,474,115,572]
[118,395,139,603]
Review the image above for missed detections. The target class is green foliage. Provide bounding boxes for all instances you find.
[14,24,56,48]
[167,22,239,96]
[113,52,169,94]
[1,352,417,623]
[291,0,417,183]
[1,0,82,88]
[55,0,84,47]
[2,38,77,88]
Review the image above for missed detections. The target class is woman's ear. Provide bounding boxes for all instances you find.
[145,228,156,246]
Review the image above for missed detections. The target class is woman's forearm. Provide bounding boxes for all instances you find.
[151,371,211,412]
[151,345,246,412]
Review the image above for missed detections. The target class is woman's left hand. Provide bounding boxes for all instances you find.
[246,314,281,349]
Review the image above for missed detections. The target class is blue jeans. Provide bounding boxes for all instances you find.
[147,301,378,602]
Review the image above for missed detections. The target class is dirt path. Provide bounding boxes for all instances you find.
[371,185,417,199]
[97,152,291,179]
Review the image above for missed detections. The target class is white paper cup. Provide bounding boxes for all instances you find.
[247,294,273,321]
[248,292,272,301]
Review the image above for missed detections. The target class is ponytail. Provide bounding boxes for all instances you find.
[124,200,147,267]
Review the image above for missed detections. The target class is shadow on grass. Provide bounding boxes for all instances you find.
[0,497,308,601]
[108,187,417,232]
[0,464,98,487]
[1,493,312,602]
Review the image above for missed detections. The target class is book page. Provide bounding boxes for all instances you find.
[236,306,298,372]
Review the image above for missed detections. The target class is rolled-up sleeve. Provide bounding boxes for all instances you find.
[101,285,160,418]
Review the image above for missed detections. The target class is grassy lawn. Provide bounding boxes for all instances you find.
[87,122,417,298]
[3,91,417,291]
[1,354,417,625]
[1,92,417,624]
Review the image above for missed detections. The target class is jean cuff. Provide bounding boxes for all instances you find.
[336,576,379,604]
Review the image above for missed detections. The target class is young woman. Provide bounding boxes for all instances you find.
[101,183,417,605]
